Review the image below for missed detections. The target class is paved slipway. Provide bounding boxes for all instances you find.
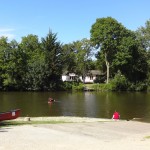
[0,117,150,150]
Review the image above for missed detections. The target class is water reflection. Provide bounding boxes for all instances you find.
[0,91,150,122]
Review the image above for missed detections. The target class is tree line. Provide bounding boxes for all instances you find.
[0,17,150,91]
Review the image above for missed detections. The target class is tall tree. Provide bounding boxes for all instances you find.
[0,37,11,89]
[113,37,148,82]
[0,37,27,90]
[10,44,27,90]
[19,34,43,90]
[136,19,150,51]
[41,30,63,90]
[90,17,138,83]
[136,19,150,83]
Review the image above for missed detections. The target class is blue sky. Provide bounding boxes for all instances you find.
[0,0,150,44]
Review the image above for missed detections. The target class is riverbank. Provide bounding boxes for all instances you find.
[16,116,113,122]
[0,117,150,150]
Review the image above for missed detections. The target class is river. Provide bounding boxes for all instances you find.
[0,91,150,122]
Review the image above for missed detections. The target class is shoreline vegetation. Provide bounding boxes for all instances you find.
[71,82,148,92]
[1,18,150,93]
[0,17,150,91]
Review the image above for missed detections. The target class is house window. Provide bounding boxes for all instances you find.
[90,76,93,80]
[70,76,75,81]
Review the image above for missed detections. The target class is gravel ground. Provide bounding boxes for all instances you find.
[0,117,150,150]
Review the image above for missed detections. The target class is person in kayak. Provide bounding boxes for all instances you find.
[48,97,55,102]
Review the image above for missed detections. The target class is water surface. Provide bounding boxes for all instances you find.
[0,91,150,122]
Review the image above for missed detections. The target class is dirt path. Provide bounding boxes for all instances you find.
[0,117,150,150]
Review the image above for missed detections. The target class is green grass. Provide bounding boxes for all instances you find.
[85,83,112,91]
[84,84,95,88]
[0,120,71,127]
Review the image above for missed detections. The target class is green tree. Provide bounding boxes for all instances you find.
[62,39,95,83]
[136,19,150,51]
[136,19,150,85]
[0,37,27,90]
[90,17,148,83]
[10,45,27,90]
[41,30,63,90]
[74,39,92,82]
[19,34,44,90]
[90,17,132,83]
[62,43,76,73]
[0,37,11,89]
[113,37,148,82]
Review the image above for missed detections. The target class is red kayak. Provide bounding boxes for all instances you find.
[0,109,21,121]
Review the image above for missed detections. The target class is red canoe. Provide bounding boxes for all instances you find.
[0,109,21,121]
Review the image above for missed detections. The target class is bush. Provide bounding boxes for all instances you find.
[92,83,112,91]
[59,81,73,90]
[110,71,128,91]
[72,83,84,91]
[61,81,84,91]
[128,82,147,91]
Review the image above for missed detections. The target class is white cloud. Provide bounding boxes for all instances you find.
[0,28,15,40]
[0,28,14,32]
[0,33,15,39]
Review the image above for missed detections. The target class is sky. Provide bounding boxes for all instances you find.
[0,0,150,44]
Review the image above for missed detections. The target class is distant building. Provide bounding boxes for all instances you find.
[62,72,78,82]
[62,70,102,83]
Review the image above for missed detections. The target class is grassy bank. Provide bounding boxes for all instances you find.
[0,116,113,127]
[0,120,69,127]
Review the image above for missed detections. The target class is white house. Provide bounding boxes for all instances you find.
[62,70,102,83]
[62,72,78,82]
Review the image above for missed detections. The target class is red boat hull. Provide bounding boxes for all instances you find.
[0,109,21,121]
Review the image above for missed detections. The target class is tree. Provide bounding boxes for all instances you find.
[136,20,150,83]
[10,45,28,90]
[0,37,27,90]
[136,20,150,70]
[62,43,77,73]
[0,37,11,89]
[113,37,148,82]
[90,17,144,83]
[19,34,44,90]
[136,19,150,51]
[73,39,94,82]
[64,39,94,82]
[41,30,63,90]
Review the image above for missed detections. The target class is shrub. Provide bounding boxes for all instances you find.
[128,82,147,91]
[92,83,112,91]
[72,83,84,91]
[60,81,73,90]
[110,71,128,91]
